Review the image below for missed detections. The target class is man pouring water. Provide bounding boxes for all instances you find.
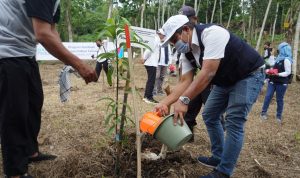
[154,15,265,178]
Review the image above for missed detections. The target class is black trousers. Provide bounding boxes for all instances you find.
[95,60,109,80]
[0,57,43,176]
[144,66,156,99]
[184,85,211,127]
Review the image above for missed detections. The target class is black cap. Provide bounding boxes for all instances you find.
[178,6,196,17]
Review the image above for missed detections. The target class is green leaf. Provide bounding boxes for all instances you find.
[116,28,125,36]
[105,113,116,125]
[125,115,135,126]
[98,97,114,103]
[97,52,115,60]
[108,125,115,134]
[98,29,113,39]
[106,65,114,86]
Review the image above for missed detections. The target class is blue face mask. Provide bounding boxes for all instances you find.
[175,40,190,53]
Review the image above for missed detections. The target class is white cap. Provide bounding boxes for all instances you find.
[161,15,189,47]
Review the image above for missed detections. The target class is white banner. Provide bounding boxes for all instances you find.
[118,26,156,50]
[36,42,115,61]
[36,26,156,61]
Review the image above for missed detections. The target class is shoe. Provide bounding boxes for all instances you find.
[260,114,267,121]
[197,156,220,168]
[276,117,282,124]
[199,169,230,178]
[143,98,158,104]
[28,151,57,163]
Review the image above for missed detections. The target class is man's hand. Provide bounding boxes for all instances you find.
[77,63,98,84]
[154,102,169,117]
[31,18,98,84]
[173,100,188,126]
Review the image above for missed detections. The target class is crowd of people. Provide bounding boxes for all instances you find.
[0,1,293,178]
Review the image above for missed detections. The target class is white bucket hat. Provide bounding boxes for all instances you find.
[161,15,189,47]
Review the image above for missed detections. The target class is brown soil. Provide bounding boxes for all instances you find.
[1,62,299,178]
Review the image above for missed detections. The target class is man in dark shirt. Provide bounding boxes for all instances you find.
[0,0,97,177]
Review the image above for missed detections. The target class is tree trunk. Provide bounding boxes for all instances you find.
[248,8,252,42]
[140,0,146,28]
[272,2,279,42]
[167,3,170,19]
[255,19,258,42]
[154,15,157,30]
[183,0,185,6]
[157,0,161,29]
[256,0,273,51]
[140,0,146,27]
[194,0,198,13]
[64,0,73,42]
[226,3,233,29]
[210,0,217,23]
[140,0,146,56]
[107,0,113,19]
[293,9,300,81]
[242,0,246,39]
[196,0,202,16]
[161,0,166,25]
[219,0,222,25]
[206,0,209,23]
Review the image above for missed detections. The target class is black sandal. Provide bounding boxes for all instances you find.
[28,152,57,163]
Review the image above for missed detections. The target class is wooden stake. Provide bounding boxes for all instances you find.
[125,24,142,178]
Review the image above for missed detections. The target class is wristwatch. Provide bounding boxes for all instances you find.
[179,96,190,105]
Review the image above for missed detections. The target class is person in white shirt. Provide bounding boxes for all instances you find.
[93,39,111,85]
[142,33,161,104]
[263,41,272,61]
[154,15,265,178]
[261,42,293,123]
[153,29,172,96]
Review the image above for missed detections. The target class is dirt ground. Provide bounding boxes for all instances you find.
[1,61,299,178]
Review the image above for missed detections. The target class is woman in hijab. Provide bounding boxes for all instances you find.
[260,42,293,123]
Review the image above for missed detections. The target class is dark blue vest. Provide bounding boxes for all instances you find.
[270,60,289,84]
[194,24,264,86]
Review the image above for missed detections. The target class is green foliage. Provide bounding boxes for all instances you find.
[58,0,109,41]
[97,13,150,138]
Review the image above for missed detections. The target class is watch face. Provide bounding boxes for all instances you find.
[180,96,190,105]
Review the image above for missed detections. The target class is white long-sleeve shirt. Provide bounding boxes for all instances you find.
[143,36,161,67]
[278,58,292,77]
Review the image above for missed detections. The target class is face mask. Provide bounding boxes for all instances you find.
[96,43,101,48]
[175,40,190,53]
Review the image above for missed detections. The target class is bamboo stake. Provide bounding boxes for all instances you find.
[124,24,142,178]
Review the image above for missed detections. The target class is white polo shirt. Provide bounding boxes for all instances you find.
[180,25,230,75]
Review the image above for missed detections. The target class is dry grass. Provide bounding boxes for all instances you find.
[1,61,299,178]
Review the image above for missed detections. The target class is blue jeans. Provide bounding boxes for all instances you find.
[202,71,265,176]
[261,82,288,119]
